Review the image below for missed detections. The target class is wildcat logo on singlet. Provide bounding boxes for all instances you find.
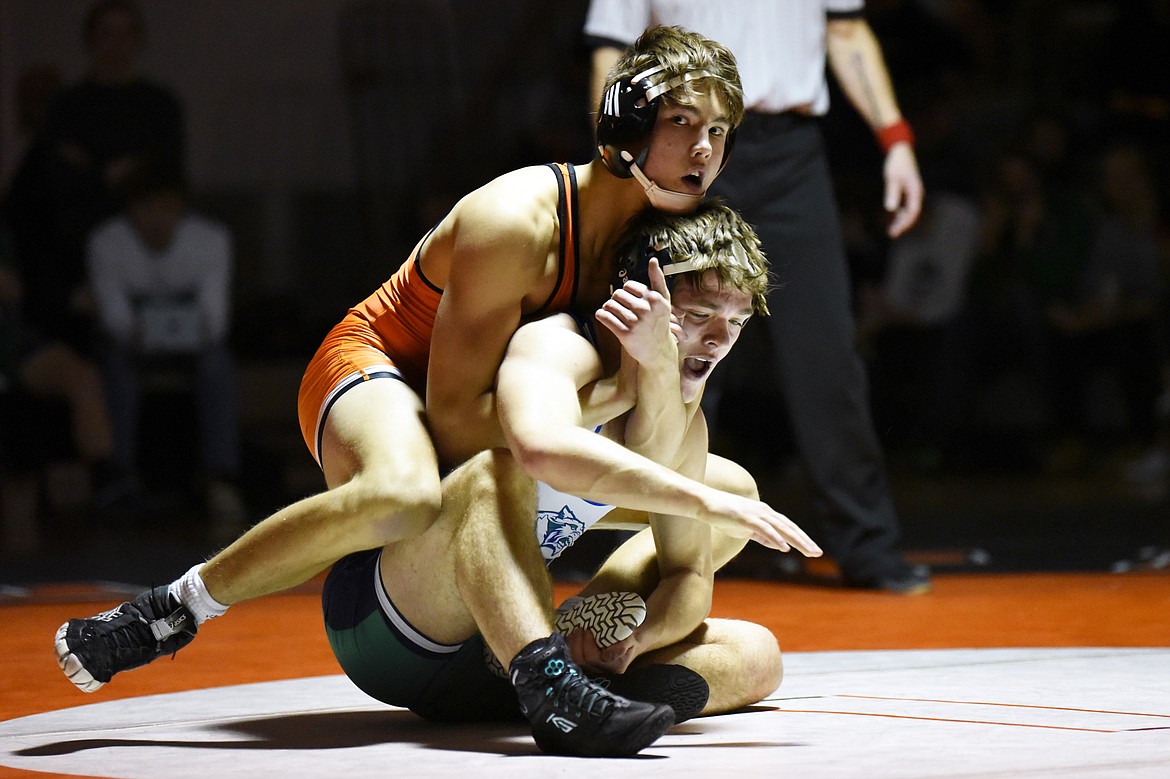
[537,505,587,561]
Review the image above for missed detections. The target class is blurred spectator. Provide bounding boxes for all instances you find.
[0,64,64,196]
[929,147,1095,468]
[1098,0,1170,158]
[0,0,184,353]
[14,64,64,136]
[1045,143,1168,487]
[85,164,245,539]
[2,220,130,516]
[858,190,981,465]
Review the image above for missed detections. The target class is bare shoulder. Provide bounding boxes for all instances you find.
[450,165,561,248]
[509,313,585,353]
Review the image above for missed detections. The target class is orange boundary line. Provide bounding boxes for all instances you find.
[838,694,1170,719]
[774,708,1119,733]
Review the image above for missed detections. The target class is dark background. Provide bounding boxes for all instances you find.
[1,0,1167,587]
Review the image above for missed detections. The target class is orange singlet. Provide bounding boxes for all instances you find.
[297,163,581,464]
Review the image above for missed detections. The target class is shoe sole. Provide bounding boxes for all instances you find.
[55,623,105,693]
[483,592,647,678]
[555,592,646,648]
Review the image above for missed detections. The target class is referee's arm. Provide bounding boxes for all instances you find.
[589,44,625,119]
[826,17,924,237]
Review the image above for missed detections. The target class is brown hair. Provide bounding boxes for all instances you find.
[601,25,745,129]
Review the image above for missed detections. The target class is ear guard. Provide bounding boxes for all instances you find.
[597,64,719,179]
[612,241,708,292]
[611,237,753,292]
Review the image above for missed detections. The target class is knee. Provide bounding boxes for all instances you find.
[741,621,784,702]
[344,464,442,542]
[450,449,535,537]
[711,458,759,500]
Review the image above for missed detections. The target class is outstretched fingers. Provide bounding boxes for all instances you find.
[750,508,822,558]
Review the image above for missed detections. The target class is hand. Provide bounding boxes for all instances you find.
[595,258,678,368]
[696,488,823,557]
[884,143,924,238]
[565,626,638,676]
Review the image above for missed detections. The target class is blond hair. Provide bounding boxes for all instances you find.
[616,200,770,316]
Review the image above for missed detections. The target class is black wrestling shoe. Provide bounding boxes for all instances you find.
[843,559,932,595]
[606,664,710,723]
[510,632,675,757]
[55,585,198,692]
[484,592,648,679]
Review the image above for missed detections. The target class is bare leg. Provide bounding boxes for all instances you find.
[634,618,783,714]
[452,450,556,664]
[578,453,781,714]
[380,449,555,665]
[200,378,441,604]
[19,343,113,462]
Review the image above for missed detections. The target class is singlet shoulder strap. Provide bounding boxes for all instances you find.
[533,163,581,316]
[408,224,443,293]
[566,310,599,347]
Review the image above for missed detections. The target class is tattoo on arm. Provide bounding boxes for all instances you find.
[850,51,889,128]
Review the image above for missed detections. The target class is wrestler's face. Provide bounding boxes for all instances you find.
[640,91,732,212]
[672,271,753,403]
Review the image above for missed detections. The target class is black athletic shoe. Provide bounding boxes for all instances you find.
[509,632,675,757]
[485,592,649,679]
[843,559,932,595]
[55,585,198,692]
[606,664,710,724]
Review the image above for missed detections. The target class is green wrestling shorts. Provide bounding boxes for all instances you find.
[321,548,521,722]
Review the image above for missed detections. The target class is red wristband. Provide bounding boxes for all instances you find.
[877,118,914,154]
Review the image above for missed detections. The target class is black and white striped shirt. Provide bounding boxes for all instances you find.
[584,0,865,116]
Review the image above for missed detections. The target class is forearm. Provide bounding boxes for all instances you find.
[590,46,624,118]
[826,20,905,134]
[619,354,687,464]
[509,425,714,519]
[577,372,635,431]
[634,565,712,654]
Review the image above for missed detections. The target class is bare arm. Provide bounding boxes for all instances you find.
[499,318,703,515]
[498,317,819,552]
[595,260,688,463]
[826,17,923,238]
[425,178,551,466]
[575,420,716,675]
[639,420,716,655]
[590,46,625,125]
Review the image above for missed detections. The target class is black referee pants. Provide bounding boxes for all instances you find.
[708,111,903,579]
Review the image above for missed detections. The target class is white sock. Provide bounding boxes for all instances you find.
[169,564,229,625]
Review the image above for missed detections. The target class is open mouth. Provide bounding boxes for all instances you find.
[681,172,704,190]
[682,356,712,380]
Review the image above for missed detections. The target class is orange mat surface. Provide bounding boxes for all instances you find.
[4,572,1168,729]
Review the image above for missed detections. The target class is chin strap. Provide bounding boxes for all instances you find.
[623,151,703,212]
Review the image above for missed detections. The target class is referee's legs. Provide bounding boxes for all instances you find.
[711,117,927,591]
